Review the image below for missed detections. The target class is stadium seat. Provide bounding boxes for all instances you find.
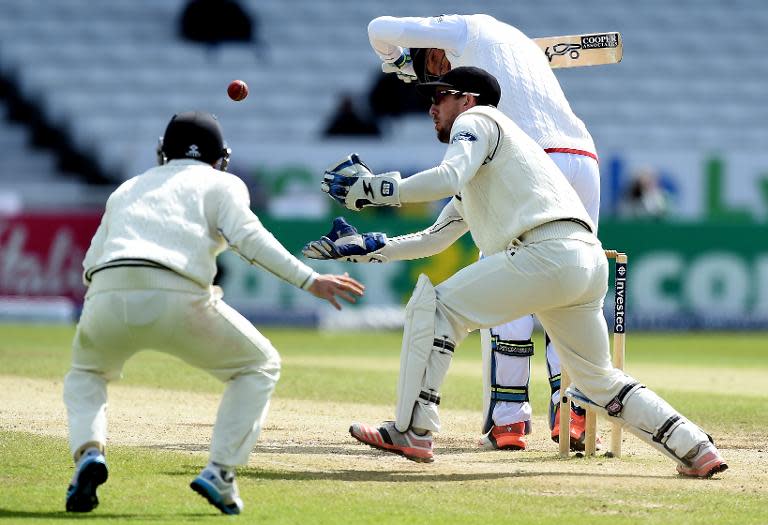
[0,0,765,186]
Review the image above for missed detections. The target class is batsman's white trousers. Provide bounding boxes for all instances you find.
[64,266,280,467]
[417,221,631,430]
[548,152,600,228]
[483,152,601,426]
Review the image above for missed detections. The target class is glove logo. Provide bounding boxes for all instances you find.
[380,181,394,197]
[363,180,374,198]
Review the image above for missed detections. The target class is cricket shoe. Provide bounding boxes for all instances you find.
[349,421,434,463]
[190,466,244,515]
[550,405,602,452]
[676,441,729,478]
[478,421,531,450]
[65,448,108,512]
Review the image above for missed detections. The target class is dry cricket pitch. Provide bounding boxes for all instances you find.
[2,375,765,496]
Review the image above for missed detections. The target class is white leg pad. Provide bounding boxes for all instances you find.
[395,275,454,433]
[481,322,534,432]
[546,338,562,405]
[569,384,710,465]
[411,337,453,432]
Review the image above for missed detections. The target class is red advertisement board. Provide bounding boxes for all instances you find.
[0,212,101,302]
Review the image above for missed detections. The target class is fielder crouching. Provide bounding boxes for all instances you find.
[63,111,364,515]
[319,67,727,478]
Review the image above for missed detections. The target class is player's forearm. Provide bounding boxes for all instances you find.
[398,166,456,203]
[380,213,467,261]
[368,16,465,61]
[215,183,317,289]
[368,17,405,62]
[224,222,317,290]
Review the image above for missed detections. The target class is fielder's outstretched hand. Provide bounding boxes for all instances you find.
[307,273,365,310]
[302,217,389,263]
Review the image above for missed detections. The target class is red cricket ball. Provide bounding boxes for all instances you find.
[227,80,248,101]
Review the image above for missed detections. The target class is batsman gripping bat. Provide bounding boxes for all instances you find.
[532,32,623,68]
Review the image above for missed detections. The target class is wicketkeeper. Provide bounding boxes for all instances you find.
[318,67,727,478]
[62,111,364,515]
[368,14,602,451]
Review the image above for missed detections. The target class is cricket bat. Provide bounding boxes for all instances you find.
[533,32,623,68]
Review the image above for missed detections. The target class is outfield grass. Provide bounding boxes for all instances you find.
[1,326,765,422]
[1,325,767,524]
[2,430,765,525]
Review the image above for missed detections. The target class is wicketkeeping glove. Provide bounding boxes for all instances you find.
[302,217,389,263]
[321,153,401,211]
[380,50,417,83]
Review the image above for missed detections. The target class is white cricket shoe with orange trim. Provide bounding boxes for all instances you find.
[349,421,434,463]
[676,441,728,478]
[478,421,530,450]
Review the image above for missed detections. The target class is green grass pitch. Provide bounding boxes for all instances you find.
[0,325,766,524]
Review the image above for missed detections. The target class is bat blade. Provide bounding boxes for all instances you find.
[533,32,623,68]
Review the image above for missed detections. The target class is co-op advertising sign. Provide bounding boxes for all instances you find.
[598,222,768,329]
[626,251,768,329]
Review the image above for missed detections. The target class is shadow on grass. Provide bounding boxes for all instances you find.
[238,468,671,482]
[0,509,211,520]
[147,442,411,455]
[163,463,671,483]
[147,442,493,456]
[146,442,645,464]
[145,442,209,453]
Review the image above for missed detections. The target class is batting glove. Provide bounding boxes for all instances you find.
[302,217,389,263]
[321,153,401,211]
[381,50,417,83]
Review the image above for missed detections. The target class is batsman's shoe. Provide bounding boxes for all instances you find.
[65,449,108,513]
[676,441,729,478]
[349,421,434,463]
[478,421,531,450]
[190,466,244,515]
[550,406,602,452]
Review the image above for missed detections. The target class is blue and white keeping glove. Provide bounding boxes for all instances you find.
[381,50,417,83]
[302,217,389,263]
[321,153,401,211]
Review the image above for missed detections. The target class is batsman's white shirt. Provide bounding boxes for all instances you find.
[399,105,594,256]
[370,14,601,430]
[83,159,317,289]
[368,14,596,154]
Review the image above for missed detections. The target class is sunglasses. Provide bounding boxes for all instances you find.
[431,89,480,105]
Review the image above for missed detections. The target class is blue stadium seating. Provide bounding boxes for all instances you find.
[0,0,766,200]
